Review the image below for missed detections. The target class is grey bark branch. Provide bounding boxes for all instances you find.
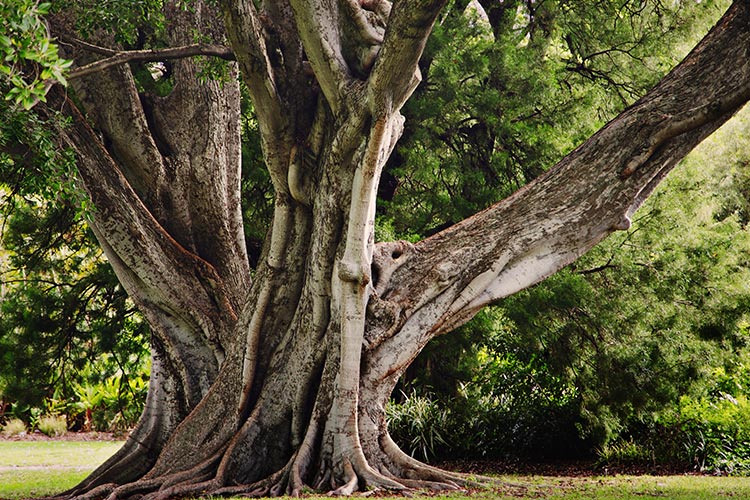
[288,0,352,114]
[367,0,448,113]
[621,78,750,177]
[221,0,292,189]
[68,44,235,80]
[58,34,118,56]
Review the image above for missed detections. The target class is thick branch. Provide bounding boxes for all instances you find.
[68,44,235,80]
[621,77,750,177]
[367,0,448,114]
[220,0,294,190]
[287,0,352,114]
[370,1,750,361]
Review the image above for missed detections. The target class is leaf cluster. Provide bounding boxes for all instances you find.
[0,196,149,411]
[0,0,72,109]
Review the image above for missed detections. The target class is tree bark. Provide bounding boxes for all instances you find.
[37,0,750,498]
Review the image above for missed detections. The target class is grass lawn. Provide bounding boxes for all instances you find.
[2,441,750,499]
[487,474,750,499]
[0,440,123,499]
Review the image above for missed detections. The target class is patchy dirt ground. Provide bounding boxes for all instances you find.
[0,431,123,442]
[436,458,701,477]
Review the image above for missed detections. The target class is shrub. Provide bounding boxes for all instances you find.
[676,394,750,474]
[386,392,450,461]
[596,438,652,466]
[620,392,750,475]
[1,418,27,437]
[37,414,67,437]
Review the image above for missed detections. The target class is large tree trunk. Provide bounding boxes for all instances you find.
[39,1,750,498]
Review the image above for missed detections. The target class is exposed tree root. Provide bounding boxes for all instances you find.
[61,427,513,500]
[62,444,148,498]
[62,403,167,496]
[60,483,117,500]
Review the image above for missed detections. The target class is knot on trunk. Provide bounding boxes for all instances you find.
[371,240,413,296]
[364,293,400,350]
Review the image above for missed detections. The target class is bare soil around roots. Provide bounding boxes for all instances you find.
[436,458,701,478]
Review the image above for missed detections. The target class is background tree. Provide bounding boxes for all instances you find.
[1,0,749,498]
[0,194,149,429]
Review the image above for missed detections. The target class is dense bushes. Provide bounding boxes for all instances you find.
[387,385,587,462]
[387,371,750,474]
[598,362,750,474]
[0,361,148,435]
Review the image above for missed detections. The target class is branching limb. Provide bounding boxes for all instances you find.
[220,0,294,188]
[367,0,448,113]
[287,0,352,114]
[67,44,235,80]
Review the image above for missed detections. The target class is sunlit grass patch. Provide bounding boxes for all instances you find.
[0,468,92,500]
[0,440,123,500]
[0,441,122,467]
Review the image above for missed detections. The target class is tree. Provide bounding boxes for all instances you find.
[2,0,750,497]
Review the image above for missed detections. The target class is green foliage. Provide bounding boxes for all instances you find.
[70,363,149,432]
[389,310,588,461]
[675,395,750,474]
[36,415,67,437]
[0,104,81,207]
[380,0,725,239]
[0,195,150,428]
[1,418,27,437]
[491,104,750,456]
[0,0,72,109]
[386,392,450,461]
[597,361,750,475]
[56,0,167,49]
[596,439,653,467]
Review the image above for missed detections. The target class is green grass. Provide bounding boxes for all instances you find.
[255,476,750,499]
[2,441,750,500]
[488,474,750,499]
[0,441,123,499]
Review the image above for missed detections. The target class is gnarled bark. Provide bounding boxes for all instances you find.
[34,0,750,498]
